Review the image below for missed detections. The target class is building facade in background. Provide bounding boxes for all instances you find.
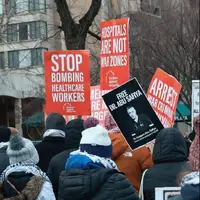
[1,0,187,136]
[0,0,64,132]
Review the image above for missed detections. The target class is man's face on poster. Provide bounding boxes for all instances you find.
[127,107,137,120]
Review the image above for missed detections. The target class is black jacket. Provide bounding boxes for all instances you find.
[47,119,84,197]
[58,169,139,200]
[143,128,190,200]
[0,127,11,142]
[36,113,67,172]
[128,114,153,136]
[0,146,9,174]
[36,136,66,172]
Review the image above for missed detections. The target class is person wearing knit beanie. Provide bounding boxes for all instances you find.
[79,125,112,158]
[189,114,200,171]
[0,127,20,175]
[65,125,115,170]
[84,117,99,129]
[0,135,56,200]
[59,126,139,200]
[7,135,39,165]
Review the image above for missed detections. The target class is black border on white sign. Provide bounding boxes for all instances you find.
[102,77,164,150]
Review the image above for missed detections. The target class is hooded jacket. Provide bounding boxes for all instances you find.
[36,113,66,172]
[47,119,84,197]
[110,133,153,193]
[143,128,190,200]
[58,169,139,200]
[0,175,55,200]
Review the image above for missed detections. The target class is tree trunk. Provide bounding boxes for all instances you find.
[64,29,87,50]
[54,0,102,50]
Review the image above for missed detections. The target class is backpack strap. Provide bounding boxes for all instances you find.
[6,180,21,195]
[139,169,148,200]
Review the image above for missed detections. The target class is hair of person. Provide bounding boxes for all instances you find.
[126,105,136,111]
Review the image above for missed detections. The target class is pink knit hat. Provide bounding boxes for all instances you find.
[104,112,120,134]
[84,117,99,129]
[189,115,200,171]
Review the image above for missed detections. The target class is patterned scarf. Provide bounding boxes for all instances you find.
[0,163,49,182]
[67,150,118,170]
[181,171,200,186]
[189,115,200,171]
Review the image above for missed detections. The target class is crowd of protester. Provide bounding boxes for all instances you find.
[0,112,199,200]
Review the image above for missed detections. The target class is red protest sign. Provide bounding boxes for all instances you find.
[100,18,129,90]
[147,68,182,127]
[73,86,110,126]
[44,50,91,116]
[90,85,110,125]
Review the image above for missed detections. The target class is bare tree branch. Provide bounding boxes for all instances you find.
[54,0,75,36]
[88,30,101,41]
[79,0,102,30]
[54,0,101,50]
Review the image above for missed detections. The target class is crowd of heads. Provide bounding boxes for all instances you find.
[0,113,199,200]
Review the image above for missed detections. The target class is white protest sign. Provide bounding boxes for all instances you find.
[155,187,181,200]
[192,80,200,126]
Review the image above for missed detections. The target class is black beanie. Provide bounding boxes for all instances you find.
[65,119,84,148]
[45,113,66,132]
[0,126,11,142]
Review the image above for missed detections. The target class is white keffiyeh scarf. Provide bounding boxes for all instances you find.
[0,163,49,182]
[70,150,118,170]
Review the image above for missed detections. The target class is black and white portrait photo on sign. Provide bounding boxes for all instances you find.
[102,78,164,150]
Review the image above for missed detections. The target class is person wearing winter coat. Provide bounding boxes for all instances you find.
[0,134,55,200]
[58,125,139,200]
[189,114,200,171]
[104,113,153,193]
[47,118,84,197]
[0,127,19,174]
[142,127,191,200]
[36,112,66,172]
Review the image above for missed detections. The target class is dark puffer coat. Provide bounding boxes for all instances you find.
[58,169,139,200]
[143,128,190,200]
